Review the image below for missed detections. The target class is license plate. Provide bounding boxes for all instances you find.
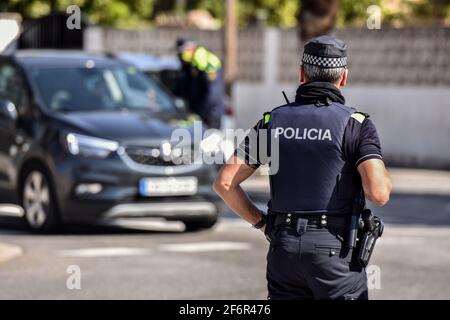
[139,177,198,197]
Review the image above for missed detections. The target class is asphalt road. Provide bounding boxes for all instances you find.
[0,191,450,299]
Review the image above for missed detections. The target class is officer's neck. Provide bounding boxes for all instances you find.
[301,80,341,89]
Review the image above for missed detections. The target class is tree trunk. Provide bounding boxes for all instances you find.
[49,0,58,13]
[224,0,238,94]
[297,0,340,44]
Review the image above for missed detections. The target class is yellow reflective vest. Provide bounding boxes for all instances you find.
[181,46,222,74]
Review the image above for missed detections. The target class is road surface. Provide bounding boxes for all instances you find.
[0,191,449,300]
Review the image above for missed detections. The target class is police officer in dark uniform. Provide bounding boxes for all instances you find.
[214,35,392,300]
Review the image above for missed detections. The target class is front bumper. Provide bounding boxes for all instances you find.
[49,150,220,223]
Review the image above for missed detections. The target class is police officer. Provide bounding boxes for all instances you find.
[214,35,392,300]
[174,38,225,129]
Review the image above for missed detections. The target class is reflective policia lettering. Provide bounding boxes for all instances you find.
[274,127,332,141]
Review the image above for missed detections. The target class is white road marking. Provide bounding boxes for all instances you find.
[0,204,24,218]
[158,241,252,253]
[57,247,152,257]
[56,240,252,258]
[0,242,23,264]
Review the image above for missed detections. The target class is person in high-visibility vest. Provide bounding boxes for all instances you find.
[175,38,225,129]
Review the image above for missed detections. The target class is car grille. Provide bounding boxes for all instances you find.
[124,145,196,167]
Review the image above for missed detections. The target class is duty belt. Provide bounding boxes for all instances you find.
[273,213,347,229]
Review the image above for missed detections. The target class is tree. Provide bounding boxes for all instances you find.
[237,0,299,27]
[1,0,449,28]
[0,0,156,28]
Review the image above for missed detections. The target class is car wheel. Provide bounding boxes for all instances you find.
[183,217,218,232]
[21,166,60,233]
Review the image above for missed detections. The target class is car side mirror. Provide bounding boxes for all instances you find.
[0,100,18,125]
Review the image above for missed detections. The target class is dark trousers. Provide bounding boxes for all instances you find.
[266,216,368,300]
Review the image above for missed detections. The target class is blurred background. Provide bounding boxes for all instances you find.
[0,0,449,300]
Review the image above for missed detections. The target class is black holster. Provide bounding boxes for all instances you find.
[346,195,384,267]
[355,210,384,267]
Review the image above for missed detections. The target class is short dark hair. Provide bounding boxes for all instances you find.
[302,63,345,83]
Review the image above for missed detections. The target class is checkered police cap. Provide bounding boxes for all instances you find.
[302,53,347,68]
[302,35,348,69]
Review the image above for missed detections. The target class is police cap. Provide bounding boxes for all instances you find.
[302,35,348,69]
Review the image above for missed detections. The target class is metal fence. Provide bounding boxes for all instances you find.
[18,12,86,50]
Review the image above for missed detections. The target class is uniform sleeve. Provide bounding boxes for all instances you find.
[343,117,383,167]
[234,119,265,169]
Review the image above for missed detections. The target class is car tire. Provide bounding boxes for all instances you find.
[183,217,218,232]
[20,164,61,233]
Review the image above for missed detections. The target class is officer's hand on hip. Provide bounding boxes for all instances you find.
[214,155,265,232]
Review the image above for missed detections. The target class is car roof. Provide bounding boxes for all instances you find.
[115,52,181,72]
[9,50,126,68]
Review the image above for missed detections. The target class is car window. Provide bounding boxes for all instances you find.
[0,62,30,115]
[28,65,176,113]
[145,70,180,95]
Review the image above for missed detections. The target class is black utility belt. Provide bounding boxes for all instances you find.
[273,213,347,229]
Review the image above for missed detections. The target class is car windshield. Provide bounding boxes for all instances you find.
[29,65,176,113]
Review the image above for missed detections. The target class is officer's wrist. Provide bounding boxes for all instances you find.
[252,212,266,230]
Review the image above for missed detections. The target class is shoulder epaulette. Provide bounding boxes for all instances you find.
[263,112,271,124]
[350,111,369,124]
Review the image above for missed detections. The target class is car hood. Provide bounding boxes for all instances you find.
[53,110,197,143]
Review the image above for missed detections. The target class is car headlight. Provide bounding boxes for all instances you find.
[66,133,119,158]
[200,132,222,154]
